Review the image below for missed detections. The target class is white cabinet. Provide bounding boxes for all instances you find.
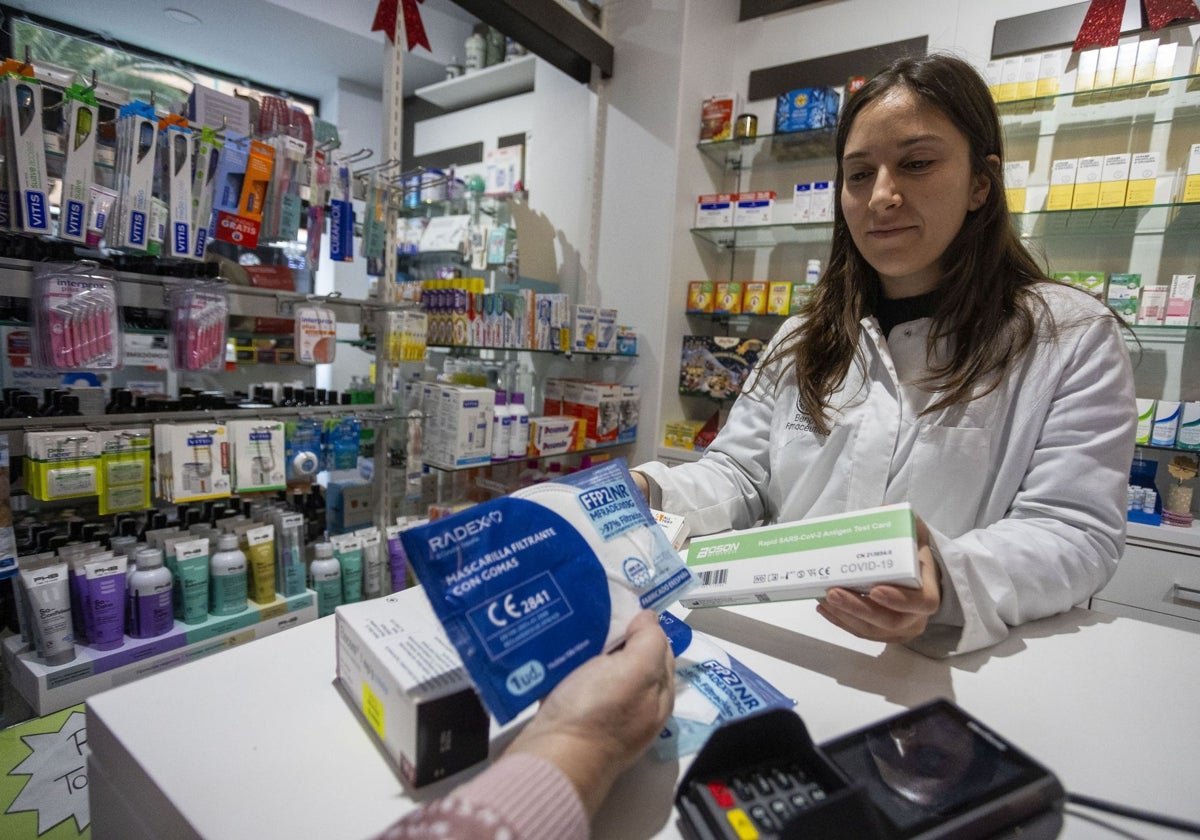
[1093,524,1200,631]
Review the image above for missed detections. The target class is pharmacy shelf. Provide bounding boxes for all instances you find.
[696,126,837,171]
[1012,201,1200,237]
[423,438,636,474]
[414,55,536,111]
[2,590,316,716]
[997,71,1200,136]
[690,221,834,249]
[427,342,637,359]
[1127,519,1200,552]
[0,259,416,324]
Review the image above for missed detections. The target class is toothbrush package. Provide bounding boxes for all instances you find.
[401,459,696,724]
[1,74,51,235]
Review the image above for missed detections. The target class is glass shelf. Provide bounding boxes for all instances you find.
[690,221,834,249]
[397,191,524,220]
[697,127,837,171]
[427,342,636,359]
[424,439,634,474]
[1012,201,1200,236]
[998,72,1200,136]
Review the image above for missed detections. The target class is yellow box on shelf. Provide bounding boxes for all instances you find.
[1047,158,1077,211]
[1185,144,1200,203]
[1098,154,1130,209]
[1124,152,1158,206]
[1004,160,1029,213]
[1071,156,1103,209]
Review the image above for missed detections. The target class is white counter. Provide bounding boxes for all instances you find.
[86,602,1200,839]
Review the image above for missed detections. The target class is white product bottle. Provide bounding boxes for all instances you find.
[464,25,486,72]
[492,389,512,462]
[806,258,822,285]
[209,532,248,616]
[508,391,530,460]
[310,542,342,618]
[127,547,174,638]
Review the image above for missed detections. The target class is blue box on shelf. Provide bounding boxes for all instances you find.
[774,87,840,133]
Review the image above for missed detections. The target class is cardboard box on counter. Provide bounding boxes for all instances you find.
[335,587,490,788]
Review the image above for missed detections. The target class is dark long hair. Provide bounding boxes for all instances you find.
[769,52,1052,436]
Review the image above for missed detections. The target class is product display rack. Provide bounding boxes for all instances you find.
[3,590,316,716]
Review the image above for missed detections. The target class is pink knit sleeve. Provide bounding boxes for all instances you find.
[375,753,589,840]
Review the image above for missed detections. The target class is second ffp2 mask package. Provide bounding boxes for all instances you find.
[401,459,695,724]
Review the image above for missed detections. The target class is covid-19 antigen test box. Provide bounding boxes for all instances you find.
[680,503,920,608]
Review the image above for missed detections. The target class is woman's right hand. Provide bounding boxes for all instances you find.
[504,610,675,818]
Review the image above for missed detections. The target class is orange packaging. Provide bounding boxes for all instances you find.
[238,140,276,222]
[767,281,792,315]
[742,282,768,315]
[714,281,743,314]
[687,281,715,312]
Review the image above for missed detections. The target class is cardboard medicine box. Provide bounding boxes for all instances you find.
[687,281,715,313]
[1164,274,1198,326]
[699,92,737,143]
[742,282,769,315]
[714,281,744,315]
[528,415,584,457]
[733,191,776,226]
[335,588,490,788]
[774,86,840,133]
[695,194,734,228]
[680,503,920,608]
[1106,273,1142,324]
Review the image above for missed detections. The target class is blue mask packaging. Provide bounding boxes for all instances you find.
[653,610,795,760]
[401,459,695,724]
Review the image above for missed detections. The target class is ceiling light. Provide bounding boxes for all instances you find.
[163,8,202,25]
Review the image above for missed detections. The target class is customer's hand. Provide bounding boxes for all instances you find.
[504,609,675,818]
[816,514,942,644]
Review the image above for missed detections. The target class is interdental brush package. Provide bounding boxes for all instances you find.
[653,610,794,760]
[170,283,228,371]
[401,459,696,724]
[30,262,121,371]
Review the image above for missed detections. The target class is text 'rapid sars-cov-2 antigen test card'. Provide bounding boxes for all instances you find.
[682,503,920,608]
[401,459,695,724]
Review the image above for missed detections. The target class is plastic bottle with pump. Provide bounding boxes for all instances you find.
[310,542,342,618]
[209,532,248,616]
[127,547,174,638]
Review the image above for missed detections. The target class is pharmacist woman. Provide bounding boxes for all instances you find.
[634,52,1136,658]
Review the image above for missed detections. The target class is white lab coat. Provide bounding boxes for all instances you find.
[637,283,1136,656]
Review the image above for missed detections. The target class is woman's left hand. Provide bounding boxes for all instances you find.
[816,514,942,644]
